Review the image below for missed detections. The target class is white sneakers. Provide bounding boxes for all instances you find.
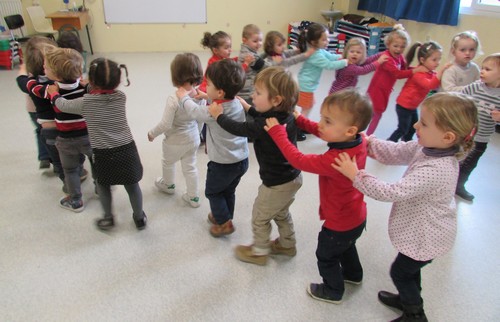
[155,177,200,208]
[182,193,200,208]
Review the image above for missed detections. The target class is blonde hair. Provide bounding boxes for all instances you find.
[422,92,478,158]
[24,36,57,77]
[450,30,482,57]
[254,66,298,113]
[44,47,83,83]
[242,24,261,39]
[321,88,373,132]
[342,37,367,63]
[482,52,500,68]
[384,24,411,47]
[264,30,286,56]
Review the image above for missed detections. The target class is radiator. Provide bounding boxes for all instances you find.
[0,0,27,37]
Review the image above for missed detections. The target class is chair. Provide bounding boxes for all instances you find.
[4,14,31,43]
[26,6,58,39]
[57,24,88,73]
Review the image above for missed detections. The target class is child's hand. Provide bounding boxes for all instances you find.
[331,152,359,181]
[377,54,389,65]
[208,102,223,119]
[436,63,453,79]
[18,64,27,75]
[194,89,208,100]
[47,84,59,95]
[236,96,251,111]
[176,87,189,99]
[293,110,301,119]
[272,56,283,63]
[304,47,316,58]
[243,54,255,65]
[79,78,89,86]
[491,110,500,122]
[412,65,428,74]
[147,132,154,142]
[264,117,280,131]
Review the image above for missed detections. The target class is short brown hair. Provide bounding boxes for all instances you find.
[44,47,83,82]
[242,24,260,39]
[24,36,57,77]
[254,66,298,112]
[205,59,245,99]
[263,31,286,56]
[321,89,373,132]
[170,53,203,87]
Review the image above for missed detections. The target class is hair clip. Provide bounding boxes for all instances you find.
[464,126,476,142]
[425,44,433,51]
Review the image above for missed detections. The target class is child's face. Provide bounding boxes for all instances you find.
[346,45,364,65]
[243,32,263,52]
[413,105,452,149]
[213,37,232,59]
[313,31,329,49]
[273,37,285,55]
[420,50,442,71]
[206,78,223,100]
[387,37,407,57]
[452,38,477,66]
[43,60,59,81]
[318,105,357,143]
[251,82,274,113]
[480,59,500,88]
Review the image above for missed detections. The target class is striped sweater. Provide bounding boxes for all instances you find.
[51,90,134,149]
[461,81,500,143]
[328,52,382,94]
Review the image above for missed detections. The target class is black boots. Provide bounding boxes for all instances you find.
[378,290,403,310]
[378,291,428,322]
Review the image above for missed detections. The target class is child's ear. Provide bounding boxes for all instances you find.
[442,131,457,145]
[271,95,283,107]
[346,126,358,137]
[218,88,226,99]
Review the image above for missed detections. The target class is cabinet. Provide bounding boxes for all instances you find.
[334,20,393,56]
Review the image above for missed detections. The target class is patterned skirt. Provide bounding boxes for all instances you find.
[92,141,143,185]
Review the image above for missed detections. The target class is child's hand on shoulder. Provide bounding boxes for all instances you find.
[305,47,316,58]
[491,110,500,122]
[236,96,251,111]
[208,102,223,119]
[18,64,27,76]
[194,89,208,100]
[293,110,301,119]
[243,54,255,65]
[264,117,281,132]
[377,54,389,65]
[437,63,453,79]
[147,132,154,142]
[176,87,190,100]
[331,152,359,181]
[47,84,59,96]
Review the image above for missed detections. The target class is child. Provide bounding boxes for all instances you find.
[265,88,372,303]
[148,53,204,208]
[262,30,315,68]
[365,24,426,136]
[43,46,93,212]
[456,53,500,201]
[440,31,481,92]
[296,23,348,140]
[388,41,449,142]
[238,24,266,106]
[328,37,388,94]
[48,58,147,231]
[176,59,249,237]
[333,92,477,321]
[207,66,303,266]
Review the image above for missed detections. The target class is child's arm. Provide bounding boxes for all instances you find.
[380,58,426,79]
[48,86,84,115]
[410,72,442,92]
[148,95,178,142]
[276,47,316,68]
[491,110,500,122]
[310,52,348,70]
[176,87,210,122]
[366,137,420,165]
[208,102,261,138]
[295,114,320,137]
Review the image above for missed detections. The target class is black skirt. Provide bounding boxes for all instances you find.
[92,141,143,185]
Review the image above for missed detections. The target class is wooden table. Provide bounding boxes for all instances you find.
[46,10,93,54]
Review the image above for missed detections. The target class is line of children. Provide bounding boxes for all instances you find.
[207,66,303,266]
[262,30,315,68]
[176,59,249,237]
[265,88,372,304]
[387,41,450,142]
[296,23,348,140]
[48,58,147,231]
[328,37,388,94]
[332,92,478,322]
[148,53,204,208]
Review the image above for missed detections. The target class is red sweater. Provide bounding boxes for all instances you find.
[396,70,440,109]
[198,55,247,93]
[267,115,367,231]
[366,50,413,113]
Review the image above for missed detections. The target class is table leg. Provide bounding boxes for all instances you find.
[86,25,94,55]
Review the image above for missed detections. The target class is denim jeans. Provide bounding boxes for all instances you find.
[205,158,249,224]
[28,112,49,161]
[388,104,418,142]
[390,252,432,306]
[316,221,366,298]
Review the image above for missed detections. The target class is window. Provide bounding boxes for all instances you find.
[460,0,500,16]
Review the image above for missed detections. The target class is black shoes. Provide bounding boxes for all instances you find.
[297,130,306,141]
[96,217,115,231]
[455,185,474,201]
[378,290,403,310]
[306,283,342,304]
[134,212,147,230]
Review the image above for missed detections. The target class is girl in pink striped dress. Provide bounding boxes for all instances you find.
[328,37,388,94]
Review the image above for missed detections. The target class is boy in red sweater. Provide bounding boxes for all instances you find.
[265,88,372,304]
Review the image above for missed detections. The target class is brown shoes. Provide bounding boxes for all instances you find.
[270,238,297,257]
[209,218,235,237]
[234,245,268,266]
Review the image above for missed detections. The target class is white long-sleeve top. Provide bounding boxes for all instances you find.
[148,94,202,146]
[353,139,458,261]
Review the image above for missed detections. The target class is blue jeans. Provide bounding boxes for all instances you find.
[205,158,249,224]
[316,221,366,298]
[28,112,49,161]
[390,253,432,306]
[388,104,418,142]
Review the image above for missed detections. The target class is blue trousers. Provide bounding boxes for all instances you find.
[388,104,418,142]
[205,158,248,225]
[390,253,432,306]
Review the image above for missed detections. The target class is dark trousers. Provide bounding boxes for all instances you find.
[316,221,366,298]
[28,112,49,161]
[390,253,432,306]
[388,104,418,142]
[205,158,249,224]
[458,141,488,184]
[40,128,64,181]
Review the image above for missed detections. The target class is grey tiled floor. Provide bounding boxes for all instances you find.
[0,52,498,321]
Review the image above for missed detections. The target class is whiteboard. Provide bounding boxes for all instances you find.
[103,0,207,24]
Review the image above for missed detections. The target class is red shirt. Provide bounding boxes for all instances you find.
[267,115,368,231]
[396,70,440,109]
[198,55,247,93]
